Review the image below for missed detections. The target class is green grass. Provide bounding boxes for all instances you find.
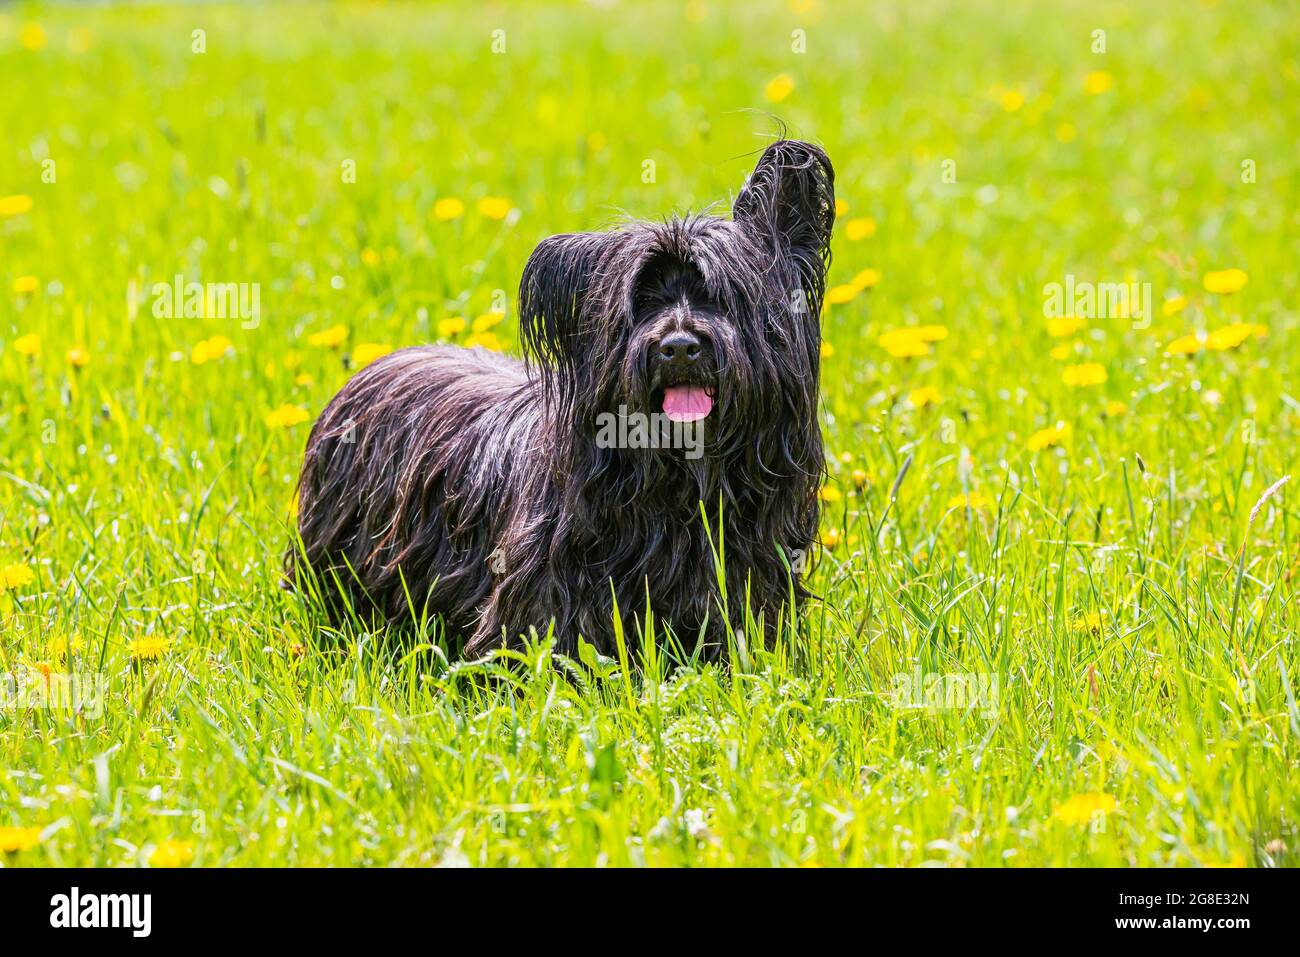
[2,0,1299,866]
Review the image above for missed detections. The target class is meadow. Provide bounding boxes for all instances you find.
[1,0,1298,867]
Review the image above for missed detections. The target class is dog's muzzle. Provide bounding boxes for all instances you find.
[651,332,715,423]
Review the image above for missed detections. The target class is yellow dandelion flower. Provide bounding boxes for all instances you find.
[1104,400,1128,417]
[851,468,870,488]
[1203,268,1247,294]
[66,348,89,368]
[127,635,173,660]
[433,197,465,220]
[360,248,381,267]
[819,485,843,504]
[834,199,849,217]
[844,217,877,241]
[1164,333,1203,356]
[351,342,392,367]
[1073,611,1104,634]
[295,373,313,387]
[878,329,932,359]
[1161,294,1188,316]
[819,341,834,358]
[46,633,86,661]
[0,563,36,592]
[190,335,233,365]
[0,826,43,853]
[885,339,931,358]
[0,194,34,217]
[764,73,795,103]
[13,333,41,357]
[999,89,1024,112]
[821,527,841,548]
[464,331,503,351]
[1028,421,1071,451]
[1054,792,1118,825]
[471,311,505,333]
[437,316,467,338]
[948,491,991,510]
[19,23,47,51]
[477,196,512,220]
[908,386,942,409]
[1055,122,1077,143]
[913,325,947,342]
[1047,315,1086,338]
[1206,322,1254,352]
[264,404,310,429]
[825,284,858,305]
[1083,70,1113,95]
[1049,344,1072,360]
[149,839,195,868]
[13,275,39,295]
[1061,362,1107,387]
[307,324,348,348]
[851,268,883,290]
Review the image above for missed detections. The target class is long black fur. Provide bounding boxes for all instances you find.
[288,140,835,660]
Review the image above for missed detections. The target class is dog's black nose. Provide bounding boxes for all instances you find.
[658,331,702,365]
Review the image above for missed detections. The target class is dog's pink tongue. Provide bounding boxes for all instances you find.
[662,386,713,423]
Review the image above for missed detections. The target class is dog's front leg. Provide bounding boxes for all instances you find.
[464,561,597,659]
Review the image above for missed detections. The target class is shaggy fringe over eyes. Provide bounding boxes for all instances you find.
[288,139,836,661]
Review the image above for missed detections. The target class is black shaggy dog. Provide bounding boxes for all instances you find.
[288,139,835,660]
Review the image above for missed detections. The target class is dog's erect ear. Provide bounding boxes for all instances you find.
[517,231,616,370]
[732,139,835,300]
[733,139,835,255]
